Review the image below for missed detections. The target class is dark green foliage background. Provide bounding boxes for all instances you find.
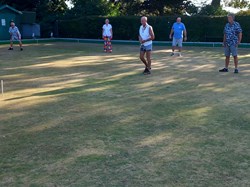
[58,16,250,42]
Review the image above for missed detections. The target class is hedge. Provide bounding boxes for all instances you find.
[57,16,250,43]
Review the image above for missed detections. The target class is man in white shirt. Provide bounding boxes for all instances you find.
[102,19,113,53]
[8,21,23,51]
[139,16,155,75]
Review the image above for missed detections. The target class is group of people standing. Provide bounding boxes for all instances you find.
[103,13,242,75]
[8,15,242,75]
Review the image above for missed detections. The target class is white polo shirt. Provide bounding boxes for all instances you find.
[103,24,112,37]
[139,24,152,46]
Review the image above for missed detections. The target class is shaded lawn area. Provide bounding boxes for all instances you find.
[0,42,250,186]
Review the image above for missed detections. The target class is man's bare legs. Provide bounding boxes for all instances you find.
[9,40,23,50]
[225,56,230,69]
[19,40,23,49]
[140,51,148,68]
[233,56,238,69]
[220,55,238,73]
[224,56,238,69]
[140,51,151,74]
[146,51,152,69]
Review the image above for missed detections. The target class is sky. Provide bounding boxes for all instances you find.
[65,0,248,13]
[65,0,211,7]
[66,0,73,9]
[192,0,248,13]
[192,0,212,6]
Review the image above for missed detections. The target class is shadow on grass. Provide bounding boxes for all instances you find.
[1,43,250,186]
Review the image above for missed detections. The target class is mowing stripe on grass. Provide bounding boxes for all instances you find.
[1,38,250,48]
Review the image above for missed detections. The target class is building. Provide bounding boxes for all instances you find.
[0,5,40,40]
[0,5,22,40]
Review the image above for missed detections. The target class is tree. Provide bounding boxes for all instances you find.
[210,0,250,9]
[1,0,68,21]
[211,0,221,8]
[199,0,250,16]
[110,0,141,16]
[68,0,119,17]
[228,0,249,8]
[199,0,227,16]
[141,0,184,15]
[199,5,227,15]
[0,0,40,10]
[237,9,250,15]
[111,0,197,16]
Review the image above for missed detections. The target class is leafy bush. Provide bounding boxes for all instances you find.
[57,16,250,42]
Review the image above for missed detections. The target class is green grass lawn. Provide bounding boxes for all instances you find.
[0,42,250,187]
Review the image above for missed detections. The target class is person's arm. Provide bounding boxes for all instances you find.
[18,32,21,40]
[138,27,142,43]
[235,23,242,47]
[110,28,113,39]
[17,28,21,39]
[223,34,226,47]
[169,28,174,39]
[149,26,155,40]
[9,28,12,36]
[183,29,187,41]
[139,35,143,44]
[237,32,242,46]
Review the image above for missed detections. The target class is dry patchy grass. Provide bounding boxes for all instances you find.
[0,42,250,186]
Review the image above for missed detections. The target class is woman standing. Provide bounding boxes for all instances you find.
[102,19,113,53]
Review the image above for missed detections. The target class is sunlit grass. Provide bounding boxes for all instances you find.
[0,43,250,186]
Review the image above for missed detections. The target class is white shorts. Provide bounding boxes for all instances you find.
[172,38,183,47]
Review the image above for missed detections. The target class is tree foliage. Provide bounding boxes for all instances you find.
[67,0,119,17]
[228,0,249,8]
[237,9,250,15]
[2,0,250,21]
[199,0,250,16]
[111,0,198,16]
[211,0,221,8]
[0,0,39,10]
[199,5,228,16]
[1,0,68,21]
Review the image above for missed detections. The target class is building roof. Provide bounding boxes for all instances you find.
[0,5,22,14]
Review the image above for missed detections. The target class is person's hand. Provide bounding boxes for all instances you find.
[222,43,225,47]
[141,40,146,44]
[184,37,187,41]
[169,35,172,40]
[139,38,142,44]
